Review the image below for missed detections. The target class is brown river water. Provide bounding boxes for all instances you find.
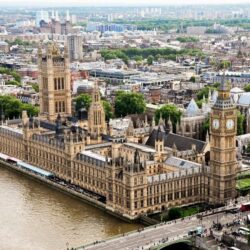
[0,166,141,250]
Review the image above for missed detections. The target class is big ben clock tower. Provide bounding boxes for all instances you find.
[210,75,237,205]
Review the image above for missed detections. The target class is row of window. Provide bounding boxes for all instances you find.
[42,77,48,89]
[73,174,105,190]
[73,163,106,179]
[55,101,65,113]
[54,77,65,90]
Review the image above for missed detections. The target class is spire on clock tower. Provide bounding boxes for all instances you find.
[214,71,233,109]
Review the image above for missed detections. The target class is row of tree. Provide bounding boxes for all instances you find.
[75,94,114,121]
[101,47,204,64]
[114,18,250,32]
[5,38,33,47]
[176,36,199,43]
[75,91,182,130]
[76,89,247,136]
[0,95,39,119]
[75,91,147,120]
[0,67,21,83]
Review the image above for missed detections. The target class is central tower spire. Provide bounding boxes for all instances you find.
[88,82,107,142]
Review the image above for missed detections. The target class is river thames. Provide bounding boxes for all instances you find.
[0,166,141,250]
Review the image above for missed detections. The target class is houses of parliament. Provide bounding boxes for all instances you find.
[0,43,238,219]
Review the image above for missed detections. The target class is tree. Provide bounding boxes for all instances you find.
[22,103,39,117]
[6,38,31,47]
[102,100,114,121]
[176,36,199,43]
[0,67,21,83]
[5,80,21,87]
[147,55,154,65]
[190,76,196,83]
[75,94,92,112]
[244,84,250,92]
[196,86,216,100]
[114,91,146,117]
[134,55,143,63]
[168,207,182,220]
[202,117,210,140]
[0,95,38,119]
[212,82,220,88]
[155,104,182,132]
[237,111,245,136]
[196,98,207,109]
[245,141,250,154]
[218,60,231,70]
[29,83,39,93]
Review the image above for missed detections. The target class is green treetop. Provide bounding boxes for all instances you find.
[155,104,182,132]
[244,84,250,92]
[75,94,92,112]
[0,95,39,119]
[114,91,146,117]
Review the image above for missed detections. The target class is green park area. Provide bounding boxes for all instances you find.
[158,206,200,222]
[180,206,199,217]
[237,178,250,190]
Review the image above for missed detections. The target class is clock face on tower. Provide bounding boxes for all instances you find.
[226,119,234,130]
[212,119,220,129]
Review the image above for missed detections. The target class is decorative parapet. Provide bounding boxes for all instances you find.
[32,134,65,149]
[76,150,110,168]
[147,166,201,184]
[0,125,23,138]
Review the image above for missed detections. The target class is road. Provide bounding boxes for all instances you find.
[75,196,250,250]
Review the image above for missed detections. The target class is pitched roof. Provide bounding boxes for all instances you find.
[185,98,200,117]
[238,92,250,106]
[165,156,201,169]
[145,129,206,153]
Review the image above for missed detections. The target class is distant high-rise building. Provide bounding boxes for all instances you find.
[107,14,114,22]
[36,10,49,27]
[66,10,70,22]
[86,22,137,33]
[67,34,83,61]
[71,15,77,24]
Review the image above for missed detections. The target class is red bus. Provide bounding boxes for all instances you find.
[240,202,250,212]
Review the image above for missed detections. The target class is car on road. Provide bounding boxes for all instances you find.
[225,208,239,214]
[238,227,250,236]
[231,231,240,237]
[188,226,204,236]
[240,202,250,212]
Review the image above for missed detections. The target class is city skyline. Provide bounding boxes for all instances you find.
[0,1,250,249]
[1,0,250,7]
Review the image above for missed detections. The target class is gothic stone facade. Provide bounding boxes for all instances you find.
[0,91,237,219]
[0,118,209,219]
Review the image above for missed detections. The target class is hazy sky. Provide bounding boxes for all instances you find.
[1,0,250,7]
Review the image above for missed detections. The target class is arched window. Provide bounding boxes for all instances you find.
[54,78,57,90]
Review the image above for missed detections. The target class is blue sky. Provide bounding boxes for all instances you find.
[1,0,250,7]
